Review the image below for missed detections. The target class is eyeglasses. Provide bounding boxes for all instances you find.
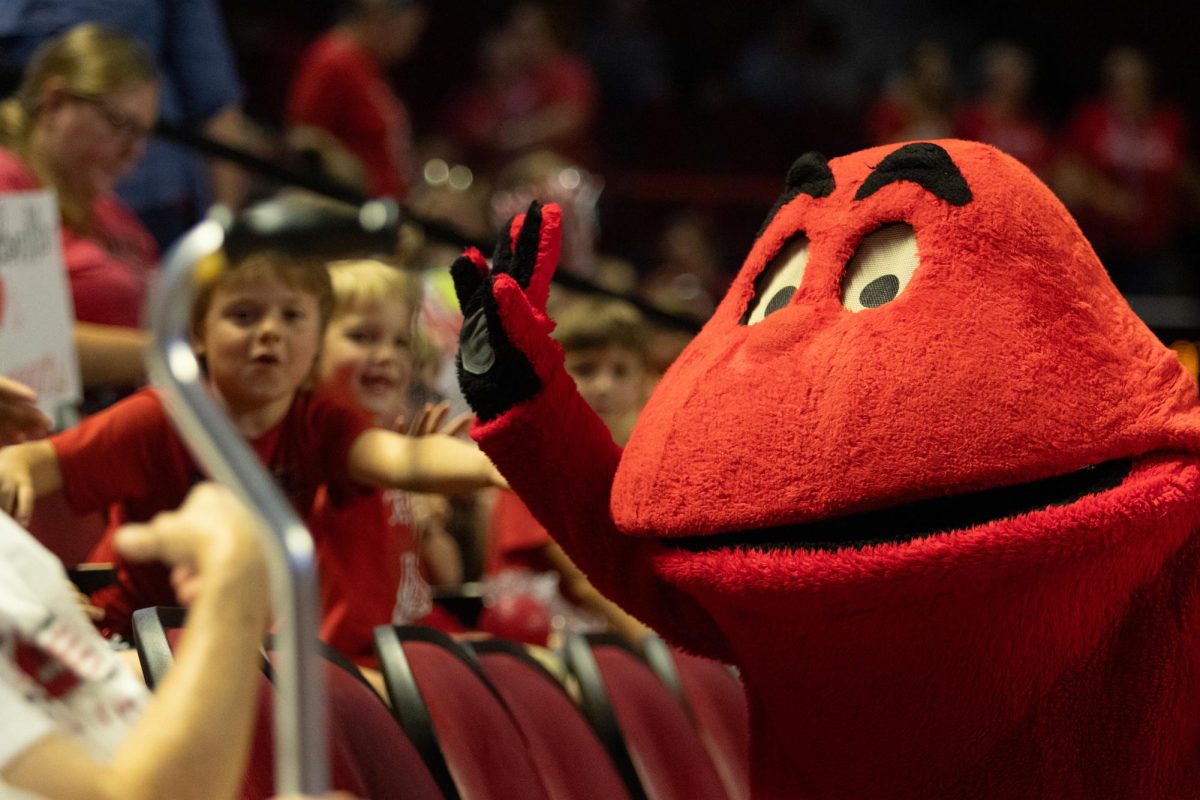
[67,92,154,143]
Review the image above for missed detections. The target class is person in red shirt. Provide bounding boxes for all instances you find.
[1055,47,1190,293]
[0,24,161,398]
[954,43,1053,178]
[867,39,956,146]
[311,259,469,664]
[286,0,426,201]
[442,2,598,173]
[0,244,506,639]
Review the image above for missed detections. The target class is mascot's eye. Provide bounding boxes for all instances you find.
[841,224,919,312]
[744,236,809,325]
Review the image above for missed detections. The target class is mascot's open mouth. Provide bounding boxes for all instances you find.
[667,458,1133,553]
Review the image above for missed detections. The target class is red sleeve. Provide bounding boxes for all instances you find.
[51,389,194,516]
[475,361,732,660]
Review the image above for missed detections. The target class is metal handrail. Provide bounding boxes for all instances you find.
[144,217,330,796]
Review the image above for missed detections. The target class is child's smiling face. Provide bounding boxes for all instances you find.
[192,274,323,416]
[319,296,414,424]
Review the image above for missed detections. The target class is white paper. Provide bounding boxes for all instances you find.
[0,190,82,414]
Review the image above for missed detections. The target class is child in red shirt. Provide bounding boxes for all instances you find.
[309,258,469,664]
[0,249,505,638]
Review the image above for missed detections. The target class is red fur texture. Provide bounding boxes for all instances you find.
[470,141,1200,798]
[613,141,1200,535]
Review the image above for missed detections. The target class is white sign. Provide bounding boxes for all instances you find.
[0,190,81,414]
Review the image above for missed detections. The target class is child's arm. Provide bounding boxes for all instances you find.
[346,429,508,494]
[0,441,63,525]
[544,541,651,645]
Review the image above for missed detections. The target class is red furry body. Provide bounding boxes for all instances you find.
[456,140,1200,798]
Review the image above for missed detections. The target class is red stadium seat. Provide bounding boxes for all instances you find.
[266,640,444,800]
[468,638,638,800]
[643,636,750,800]
[563,633,730,800]
[132,607,367,799]
[131,607,442,800]
[374,624,552,800]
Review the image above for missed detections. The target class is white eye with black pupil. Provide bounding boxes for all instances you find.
[745,236,809,325]
[764,286,795,315]
[841,223,919,312]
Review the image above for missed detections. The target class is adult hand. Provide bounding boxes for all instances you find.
[114,483,269,611]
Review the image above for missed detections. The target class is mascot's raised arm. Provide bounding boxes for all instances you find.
[453,140,1200,799]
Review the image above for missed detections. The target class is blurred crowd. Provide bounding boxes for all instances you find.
[213,0,1200,301]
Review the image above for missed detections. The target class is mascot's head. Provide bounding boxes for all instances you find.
[612,140,1200,589]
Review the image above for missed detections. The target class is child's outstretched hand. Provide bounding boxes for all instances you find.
[452,200,563,422]
[401,401,473,438]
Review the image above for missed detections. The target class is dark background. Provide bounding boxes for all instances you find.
[216,0,1200,285]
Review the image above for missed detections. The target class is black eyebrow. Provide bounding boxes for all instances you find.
[755,151,835,236]
[854,142,972,205]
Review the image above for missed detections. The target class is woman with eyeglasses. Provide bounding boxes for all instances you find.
[0,24,159,408]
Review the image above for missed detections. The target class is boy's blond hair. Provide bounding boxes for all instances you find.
[552,297,648,363]
[327,258,418,319]
[190,250,335,342]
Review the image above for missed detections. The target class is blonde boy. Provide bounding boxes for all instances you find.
[0,250,504,638]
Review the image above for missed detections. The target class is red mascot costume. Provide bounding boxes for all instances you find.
[451,140,1200,799]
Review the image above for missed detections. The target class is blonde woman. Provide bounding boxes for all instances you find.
[0,24,159,401]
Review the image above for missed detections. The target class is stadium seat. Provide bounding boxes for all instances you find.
[265,638,444,800]
[132,607,359,799]
[563,632,730,800]
[642,636,750,800]
[131,607,443,800]
[373,624,551,800]
[468,637,638,800]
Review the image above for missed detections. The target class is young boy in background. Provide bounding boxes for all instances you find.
[0,248,505,639]
[312,259,467,664]
[485,297,652,644]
